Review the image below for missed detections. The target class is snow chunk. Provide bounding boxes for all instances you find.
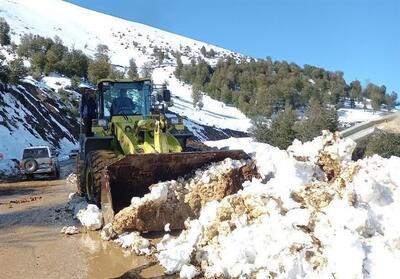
[179,264,199,279]
[77,204,103,230]
[114,232,151,255]
[60,226,79,235]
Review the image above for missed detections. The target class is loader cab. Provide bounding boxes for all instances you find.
[97,79,152,120]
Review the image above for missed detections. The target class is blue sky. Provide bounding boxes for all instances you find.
[66,0,399,94]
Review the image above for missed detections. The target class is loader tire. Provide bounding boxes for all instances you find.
[76,156,85,196]
[85,150,118,206]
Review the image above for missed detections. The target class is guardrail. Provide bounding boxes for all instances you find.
[340,112,400,141]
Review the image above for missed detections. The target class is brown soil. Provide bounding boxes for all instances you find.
[0,159,166,279]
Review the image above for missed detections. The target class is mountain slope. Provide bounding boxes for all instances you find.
[0,0,241,66]
[0,79,79,165]
[0,0,251,132]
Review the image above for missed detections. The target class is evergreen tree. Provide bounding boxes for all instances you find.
[0,17,11,46]
[30,52,46,74]
[127,58,138,79]
[365,83,385,111]
[0,54,9,83]
[140,62,153,78]
[8,58,27,84]
[109,67,125,80]
[191,87,203,108]
[349,80,362,103]
[88,44,111,84]
[384,91,398,111]
[174,56,183,78]
[295,98,338,142]
[200,46,207,57]
[45,36,67,74]
[365,131,400,158]
[61,48,89,78]
[253,105,297,149]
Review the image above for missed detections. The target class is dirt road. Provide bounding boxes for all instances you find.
[0,160,165,279]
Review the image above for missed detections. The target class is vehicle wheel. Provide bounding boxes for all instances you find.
[76,156,85,196]
[24,159,38,173]
[84,150,118,206]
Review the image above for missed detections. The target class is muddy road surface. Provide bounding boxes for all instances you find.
[0,159,165,279]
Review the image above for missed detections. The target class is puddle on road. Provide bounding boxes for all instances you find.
[78,232,165,279]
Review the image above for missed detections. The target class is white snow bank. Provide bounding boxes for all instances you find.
[153,67,251,133]
[158,131,400,278]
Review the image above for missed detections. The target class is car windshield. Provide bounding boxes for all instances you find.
[103,82,149,118]
[23,148,49,159]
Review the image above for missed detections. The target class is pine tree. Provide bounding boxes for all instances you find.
[0,54,9,83]
[8,58,27,84]
[140,62,153,78]
[127,58,138,79]
[349,80,362,104]
[61,49,89,78]
[200,46,207,57]
[253,105,297,149]
[191,87,203,108]
[367,84,385,112]
[384,91,398,111]
[295,98,338,141]
[88,44,111,84]
[0,17,11,46]
[174,56,183,78]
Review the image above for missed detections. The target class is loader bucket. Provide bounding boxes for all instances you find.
[101,150,250,224]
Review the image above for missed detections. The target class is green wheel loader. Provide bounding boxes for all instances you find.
[76,79,248,224]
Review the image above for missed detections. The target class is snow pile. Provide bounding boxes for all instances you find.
[66,190,103,231]
[157,131,400,278]
[77,204,103,231]
[114,232,152,255]
[60,226,79,235]
[66,192,88,218]
[111,158,256,234]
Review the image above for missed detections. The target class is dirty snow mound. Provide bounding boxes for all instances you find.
[112,158,258,234]
[157,131,400,278]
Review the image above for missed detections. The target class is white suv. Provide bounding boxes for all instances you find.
[20,146,60,179]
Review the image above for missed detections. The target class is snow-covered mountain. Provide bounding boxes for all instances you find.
[0,0,252,173]
[0,0,251,130]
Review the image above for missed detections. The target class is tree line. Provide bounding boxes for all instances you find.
[0,17,139,86]
[174,56,398,148]
[175,56,397,115]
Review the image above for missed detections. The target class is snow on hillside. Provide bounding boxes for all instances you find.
[0,79,79,174]
[0,0,252,138]
[153,67,251,133]
[0,0,241,68]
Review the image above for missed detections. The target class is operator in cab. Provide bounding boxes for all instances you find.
[110,89,136,116]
